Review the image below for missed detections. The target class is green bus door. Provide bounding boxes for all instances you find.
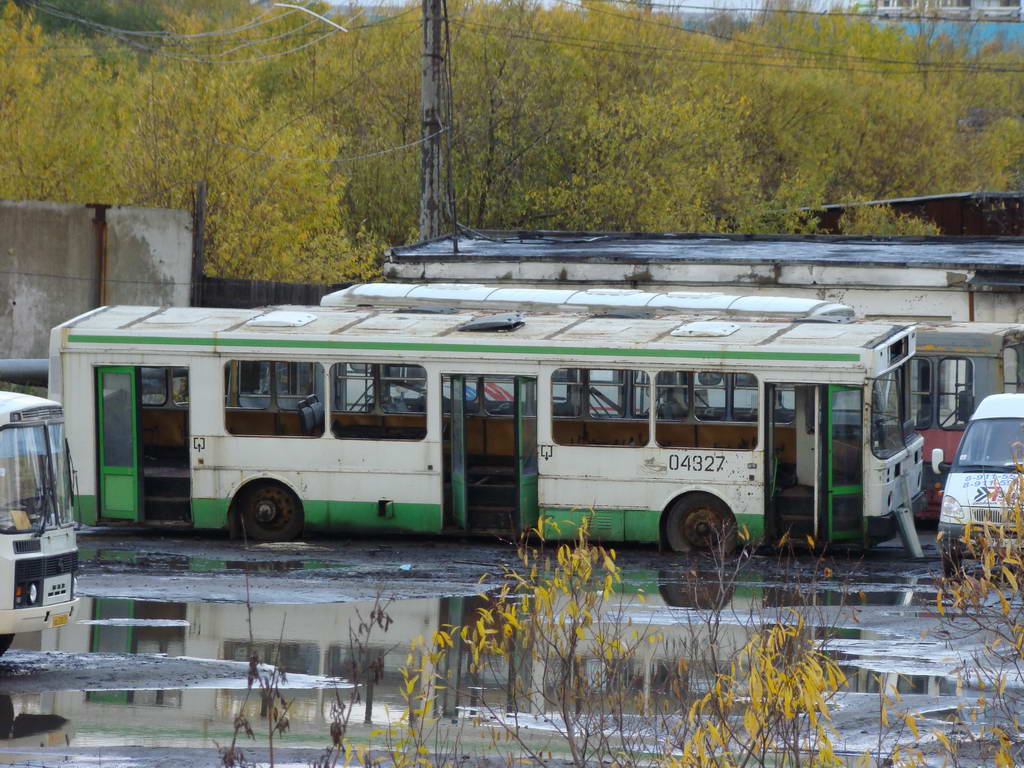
[514,377,539,533]
[96,367,141,521]
[449,375,468,530]
[826,385,864,542]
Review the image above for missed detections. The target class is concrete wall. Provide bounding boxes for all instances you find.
[0,200,191,359]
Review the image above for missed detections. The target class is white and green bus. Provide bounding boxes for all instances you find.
[0,392,79,655]
[49,284,924,551]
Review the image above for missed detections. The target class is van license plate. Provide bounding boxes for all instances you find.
[50,614,68,628]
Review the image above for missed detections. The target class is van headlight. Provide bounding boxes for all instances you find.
[941,494,963,521]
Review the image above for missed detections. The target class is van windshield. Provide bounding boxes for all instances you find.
[952,418,1024,473]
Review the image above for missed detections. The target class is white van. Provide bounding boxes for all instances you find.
[934,393,1024,569]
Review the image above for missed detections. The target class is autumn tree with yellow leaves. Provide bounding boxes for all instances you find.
[3,0,1024,279]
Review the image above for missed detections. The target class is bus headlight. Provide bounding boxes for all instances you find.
[28,583,38,606]
[941,494,963,521]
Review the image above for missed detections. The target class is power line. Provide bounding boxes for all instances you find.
[558,0,1012,71]
[600,0,1024,25]
[25,0,291,40]
[19,0,410,65]
[454,15,1024,73]
[210,127,450,164]
[223,19,421,175]
[0,14,418,60]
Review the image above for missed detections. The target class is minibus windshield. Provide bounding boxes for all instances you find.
[0,424,56,533]
[47,423,73,526]
[952,418,1024,473]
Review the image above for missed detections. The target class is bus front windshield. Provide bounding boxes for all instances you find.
[871,371,905,459]
[952,418,1024,473]
[0,423,69,533]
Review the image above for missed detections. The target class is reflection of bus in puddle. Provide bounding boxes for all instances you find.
[0,694,71,761]
[5,576,948,749]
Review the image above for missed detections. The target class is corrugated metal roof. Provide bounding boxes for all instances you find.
[389,230,1024,270]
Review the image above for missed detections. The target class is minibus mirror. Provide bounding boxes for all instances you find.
[956,390,975,424]
[931,447,946,475]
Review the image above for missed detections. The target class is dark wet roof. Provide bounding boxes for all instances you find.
[389,230,1024,270]
[815,190,1024,210]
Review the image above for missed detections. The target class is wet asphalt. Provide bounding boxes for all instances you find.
[0,526,972,767]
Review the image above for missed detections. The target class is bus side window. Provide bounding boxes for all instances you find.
[171,368,189,407]
[658,371,759,449]
[551,368,650,447]
[700,372,758,449]
[140,367,167,407]
[732,373,758,422]
[694,373,726,422]
[225,360,324,437]
[331,363,426,441]
[910,358,932,429]
[938,357,973,429]
[1005,345,1021,393]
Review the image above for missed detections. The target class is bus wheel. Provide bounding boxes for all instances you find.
[940,541,964,579]
[0,635,13,657]
[239,483,303,542]
[665,494,737,554]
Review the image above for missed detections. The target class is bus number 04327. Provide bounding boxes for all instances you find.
[669,454,726,472]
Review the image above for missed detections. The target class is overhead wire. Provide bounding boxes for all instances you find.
[453,15,1024,74]
[24,0,289,40]
[0,11,420,61]
[210,127,450,164]
[221,20,422,174]
[595,0,1024,24]
[17,0,414,65]
[557,0,1011,71]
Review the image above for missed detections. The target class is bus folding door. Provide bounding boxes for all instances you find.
[95,367,141,522]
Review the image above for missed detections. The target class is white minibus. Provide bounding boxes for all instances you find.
[934,393,1024,569]
[0,392,79,655]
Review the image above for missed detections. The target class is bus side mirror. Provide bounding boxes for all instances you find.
[956,390,975,424]
[931,448,945,475]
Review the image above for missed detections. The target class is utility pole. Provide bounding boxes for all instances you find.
[419,0,444,241]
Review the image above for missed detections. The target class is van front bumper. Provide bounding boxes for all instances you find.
[939,521,966,543]
[0,599,78,636]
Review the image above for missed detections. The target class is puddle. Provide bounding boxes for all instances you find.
[0,569,977,755]
[79,548,351,575]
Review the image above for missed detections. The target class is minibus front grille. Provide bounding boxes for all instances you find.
[14,552,78,582]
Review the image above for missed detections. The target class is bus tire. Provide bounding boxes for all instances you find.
[0,635,13,658]
[940,541,964,579]
[664,493,737,554]
[238,482,304,542]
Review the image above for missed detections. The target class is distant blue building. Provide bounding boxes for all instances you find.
[872,1,1024,47]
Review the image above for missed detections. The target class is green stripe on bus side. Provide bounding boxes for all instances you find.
[80,493,766,545]
[538,508,764,544]
[736,513,765,543]
[191,498,443,535]
[192,498,231,530]
[317,502,442,534]
[66,334,861,362]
